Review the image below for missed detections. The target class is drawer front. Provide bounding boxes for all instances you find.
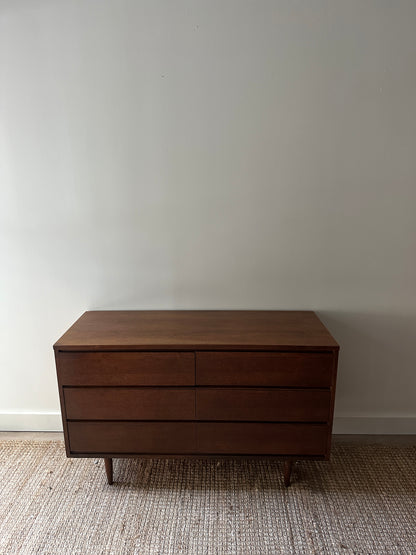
[68,421,196,454]
[57,352,195,386]
[196,388,330,422]
[197,423,328,455]
[196,352,333,387]
[64,387,195,420]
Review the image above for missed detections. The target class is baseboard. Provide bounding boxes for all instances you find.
[0,412,63,431]
[333,416,416,434]
[0,412,415,434]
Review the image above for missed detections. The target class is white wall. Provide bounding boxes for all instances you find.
[1,0,415,432]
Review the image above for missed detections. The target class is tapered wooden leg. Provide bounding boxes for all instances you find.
[104,458,113,485]
[283,459,294,487]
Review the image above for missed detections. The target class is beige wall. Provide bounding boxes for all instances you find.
[1,0,415,432]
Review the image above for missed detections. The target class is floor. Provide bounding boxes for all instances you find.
[1,435,415,554]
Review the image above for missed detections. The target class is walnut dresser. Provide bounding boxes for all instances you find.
[54,310,339,486]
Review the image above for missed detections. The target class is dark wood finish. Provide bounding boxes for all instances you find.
[104,457,113,485]
[196,352,333,387]
[64,387,195,420]
[54,310,339,485]
[196,388,330,422]
[57,351,194,386]
[197,423,328,455]
[326,349,339,457]
[54,310,338,351]
[68,422,196,454]
[284,459,294,487]
[54,350,71,457]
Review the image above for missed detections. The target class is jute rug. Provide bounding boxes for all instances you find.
[0,440,415,554]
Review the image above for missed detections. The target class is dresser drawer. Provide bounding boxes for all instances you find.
[64,387,195,420]
[68,422,196,454]
[196,352,333,387]
[196,388,330,422]
[57,352,195,386]
[197,423,328,455]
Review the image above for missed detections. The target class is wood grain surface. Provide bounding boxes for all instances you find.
[68,421,196,454]
[197,423,328,455]
[65,387,195,420]
[196,388,330,422]
[54,311,339,351]
[57,351,195,386]
[196,351,333,386]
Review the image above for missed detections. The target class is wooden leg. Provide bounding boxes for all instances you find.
[283,459,294,487]
[104,457,113,485]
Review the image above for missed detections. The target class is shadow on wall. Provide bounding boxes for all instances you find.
[318,311,416,418]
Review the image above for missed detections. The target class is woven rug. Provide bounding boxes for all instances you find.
[0,440,415,554]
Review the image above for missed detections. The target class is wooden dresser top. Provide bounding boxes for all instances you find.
[54,310,339,352]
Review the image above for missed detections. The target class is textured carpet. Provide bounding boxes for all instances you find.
[0,440,415,554]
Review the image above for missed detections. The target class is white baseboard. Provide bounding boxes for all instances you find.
[333,416,416,434]
[0,412,63,431]
[0,413,415,434]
